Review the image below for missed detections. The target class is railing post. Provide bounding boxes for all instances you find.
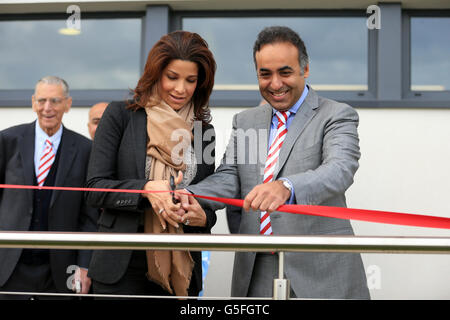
[273,251,290,300]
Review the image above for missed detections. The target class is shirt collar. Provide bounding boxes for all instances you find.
[272,84,309,116]
[35,121,63,152]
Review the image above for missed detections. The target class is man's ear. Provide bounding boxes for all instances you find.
[65,96,73,113]
[303,64,310,78]
[31,95,37,112]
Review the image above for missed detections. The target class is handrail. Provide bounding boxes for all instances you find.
[1,231,450,300]
[0,231,449,254]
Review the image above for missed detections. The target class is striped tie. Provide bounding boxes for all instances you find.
[37,139,55,186]
[260,111,290,235]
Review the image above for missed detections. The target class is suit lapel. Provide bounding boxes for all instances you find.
[50,126,76,207]
[274,88,319,179]
[18,122,36,202]
[254,104,272,185]
[130,108,147,179]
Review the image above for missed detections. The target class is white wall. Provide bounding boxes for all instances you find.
[347,107,450,300]
[1,105,449,299]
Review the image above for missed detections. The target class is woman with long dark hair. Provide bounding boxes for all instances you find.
[85,31,217,297]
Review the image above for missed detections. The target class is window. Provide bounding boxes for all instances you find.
[0,18,141,90]
[183,16,368,91]
[1,5,449,109]
[410,17,450,91]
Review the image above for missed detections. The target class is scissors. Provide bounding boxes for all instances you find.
[170,175,180,204]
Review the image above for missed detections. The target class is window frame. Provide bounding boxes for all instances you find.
[0,11,145,108]
[1,5,449,109]
[173,9,376,107]
[402,9,450,104]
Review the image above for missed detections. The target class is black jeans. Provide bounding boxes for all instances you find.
[92,250,172,300]
[0,261,64,300]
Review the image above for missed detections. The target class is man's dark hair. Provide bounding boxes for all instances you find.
[253,26,309,73]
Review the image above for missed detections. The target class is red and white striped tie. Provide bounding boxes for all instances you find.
[37,139,55,186]
[260,111,290,235]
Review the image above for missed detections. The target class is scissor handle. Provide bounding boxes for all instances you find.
[170,175,180,204]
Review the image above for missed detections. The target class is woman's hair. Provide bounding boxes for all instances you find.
[128,31,216,123]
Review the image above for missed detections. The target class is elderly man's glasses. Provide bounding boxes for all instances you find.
[35,97,66,106]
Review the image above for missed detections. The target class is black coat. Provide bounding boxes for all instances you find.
[85,101,216,295]
[0,122,98,291]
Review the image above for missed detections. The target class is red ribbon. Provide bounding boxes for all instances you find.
[1,184,450,230]
[194,194,450,230]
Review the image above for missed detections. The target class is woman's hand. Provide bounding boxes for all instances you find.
[179,194,207,228]
[142,171,184,229]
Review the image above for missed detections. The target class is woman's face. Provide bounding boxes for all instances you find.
[158,59,198,111]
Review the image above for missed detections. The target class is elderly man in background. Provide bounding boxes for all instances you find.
[0,76,98,299]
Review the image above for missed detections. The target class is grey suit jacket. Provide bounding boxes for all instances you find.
[0,122,98,291]
[188,87,370,299]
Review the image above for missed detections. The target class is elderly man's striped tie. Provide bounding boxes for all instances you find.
[260,111,290,235]
[37,139,55,186]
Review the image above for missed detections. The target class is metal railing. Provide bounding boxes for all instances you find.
[1,231,450,299]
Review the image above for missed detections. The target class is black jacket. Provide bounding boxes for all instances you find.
[0,122,98,291]
[85,101,216,295]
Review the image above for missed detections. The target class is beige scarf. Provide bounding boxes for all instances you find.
[144,94,194,296]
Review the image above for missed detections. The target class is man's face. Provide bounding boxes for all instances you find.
[32,83,71,136]
[255,42,309,112]
[88,103,108,139]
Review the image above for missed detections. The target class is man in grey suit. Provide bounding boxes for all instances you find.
[0,76,98,299]
[179,26,370,299]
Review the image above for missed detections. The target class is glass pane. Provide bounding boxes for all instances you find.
[411,17,450,91]
[0,18,141,90]
[183,17,367,91]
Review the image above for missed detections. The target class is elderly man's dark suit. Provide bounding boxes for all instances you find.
[0,122,98,295]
